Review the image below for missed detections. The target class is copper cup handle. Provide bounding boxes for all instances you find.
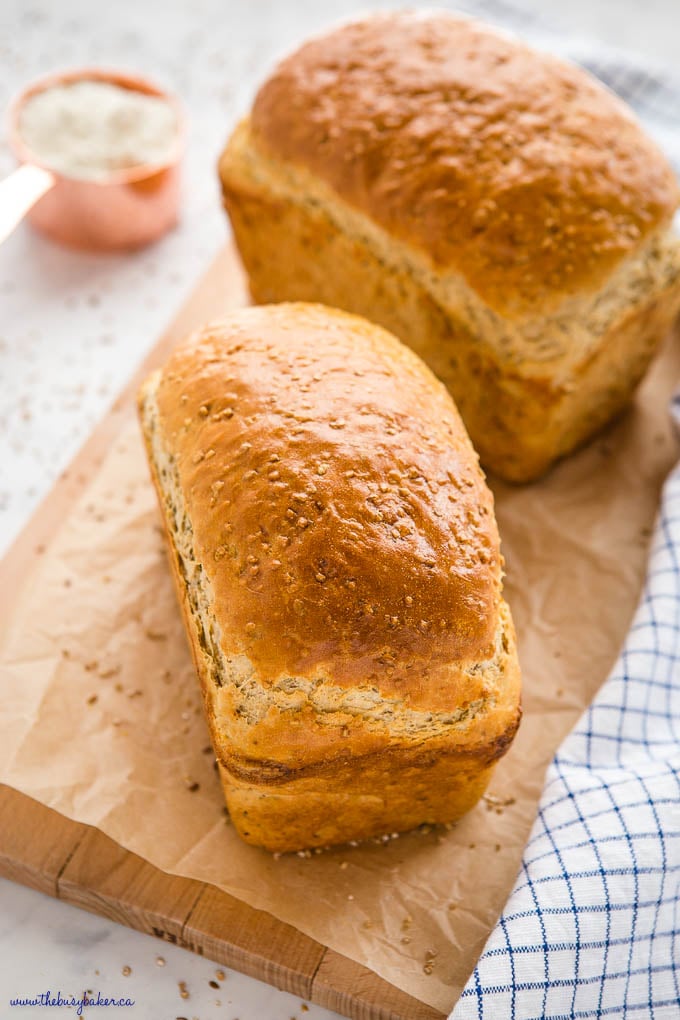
[0,163,55,244]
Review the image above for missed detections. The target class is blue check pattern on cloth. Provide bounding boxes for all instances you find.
[445,2,680,1017]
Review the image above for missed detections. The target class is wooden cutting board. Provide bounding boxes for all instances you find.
[0,244,445,1020]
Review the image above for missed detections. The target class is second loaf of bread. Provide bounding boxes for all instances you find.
[138,303,521,852]
[220,11,680,482]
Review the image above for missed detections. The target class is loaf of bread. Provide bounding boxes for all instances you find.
[139,303,521,852]
[219,12,680,483]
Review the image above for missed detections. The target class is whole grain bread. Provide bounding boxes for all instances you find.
[138,303,521,851]
[219,12,680,481]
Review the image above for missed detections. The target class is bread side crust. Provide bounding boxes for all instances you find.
[220,124,680,481]
[138,359,522,850]
[222,120,680,376]
[219,752,501,852]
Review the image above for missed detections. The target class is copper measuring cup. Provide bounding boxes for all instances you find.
[1,67,185,250]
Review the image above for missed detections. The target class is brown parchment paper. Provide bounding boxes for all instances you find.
[1,264,679,1014]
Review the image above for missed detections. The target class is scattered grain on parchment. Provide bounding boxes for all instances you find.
[423,949,438,975]
[145,628,167,641]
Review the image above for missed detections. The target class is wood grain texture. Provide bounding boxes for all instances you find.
[0,784,447,1018]
[183,883,326,996]
[312,950,446,1020]
[0,244,447,1020]
[0,786,83,897]
[57,826,204,943]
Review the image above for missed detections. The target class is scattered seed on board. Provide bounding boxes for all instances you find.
[122,965,131,976]
[156,956,165,967]
[423,949,438,975]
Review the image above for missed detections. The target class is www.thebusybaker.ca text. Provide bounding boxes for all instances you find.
[9,990,135,1015]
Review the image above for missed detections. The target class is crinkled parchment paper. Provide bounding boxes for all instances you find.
[1,263,678,1012]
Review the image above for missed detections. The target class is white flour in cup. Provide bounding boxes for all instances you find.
[18,79,178,180]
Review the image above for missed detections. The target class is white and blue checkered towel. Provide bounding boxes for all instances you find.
[448,3,680,1018]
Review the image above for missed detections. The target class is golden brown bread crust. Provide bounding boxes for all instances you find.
[221,160,680,480]
[139,304,521,850]
[251,11,679,319]
[152,303,500,688]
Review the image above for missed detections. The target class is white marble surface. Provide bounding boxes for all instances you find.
[0,875,338,1019]
[1,0,679,1017]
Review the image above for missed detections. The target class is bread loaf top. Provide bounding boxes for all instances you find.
[151,303,503,709]
[251,12,678,319]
